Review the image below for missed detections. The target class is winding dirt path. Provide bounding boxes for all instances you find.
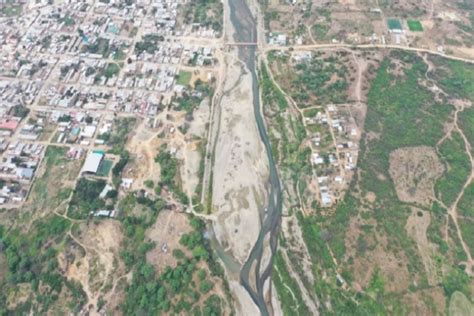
[447,108,474,274]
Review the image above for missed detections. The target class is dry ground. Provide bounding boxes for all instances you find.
[145,210,193,274]
[61,220,125,312]
[389,146,444,206]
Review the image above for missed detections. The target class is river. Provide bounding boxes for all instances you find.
[227,0,283,315]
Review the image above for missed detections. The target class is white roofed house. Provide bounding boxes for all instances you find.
[81,152,104,175]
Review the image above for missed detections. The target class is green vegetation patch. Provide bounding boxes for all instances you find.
[99,117,136,154]
[289,52,349,106]
[387,19,402,30]
[26,146,81,214]
[312,23,329,41]
[360,53,451,270]
[449,291,474,316]
[431,57,474,101]
[134,34,164,55]
[182,0,223,34]
[174,79,213,114]
[0,216,86,313]
[459,107,474,152]
[84,37,110,57]
[434,132,470,207]
[176,70,192,86]
[155,148,188,205]
[273,251,310,315]
[1,4,22,17]
[458,219,474,257]
[68,178,106,219]
[104,63,120,78]
[407,20,423,32]
[121,214,228,315]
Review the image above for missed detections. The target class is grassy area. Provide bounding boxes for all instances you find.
[359,53,450,274]
[181,0,223,34]
[26,146,81,214]
[176,70,192,86]
[121,213,228,315]
[407,20,423,31]
[0,215,86,313]
[99,117,137,154]
[449,291,474,316]
[85,37,110,57]
[458,219,474,257]
[457,181,474,257]
[104,63,120,78]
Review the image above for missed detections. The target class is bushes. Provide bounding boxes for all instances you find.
[442,268,470,297]
[0,216,86,313]
[273,250,310,315]
[291,55,349,105]
[260,62,288,111]
[435,132,470,207]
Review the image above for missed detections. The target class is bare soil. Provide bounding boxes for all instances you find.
[145,210,193,274]
[389,146,444,206]
[405,208,441,285]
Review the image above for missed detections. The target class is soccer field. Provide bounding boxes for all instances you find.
[407,20,423,31]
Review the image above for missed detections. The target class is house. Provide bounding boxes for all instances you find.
[17,167,34,180]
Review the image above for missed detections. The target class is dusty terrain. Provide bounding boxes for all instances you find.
[62,220,126,311]
[145,210,193,274]
[211,51,268,263]
[389,146,444,206]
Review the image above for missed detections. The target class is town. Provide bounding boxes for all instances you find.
[0,0,221,208]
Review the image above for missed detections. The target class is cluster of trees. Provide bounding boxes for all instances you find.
[84,38,110,57]
[134,34,165,55]
[155,150,189,205]
[292,56,349,105]
[174,79,213,115]
[121,209,226,315]
[0,217,86,314]
[183,0,223,34]
[100,117,136,155]
[68,178,106,218]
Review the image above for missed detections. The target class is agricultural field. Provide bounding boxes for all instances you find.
[263,48,474,314]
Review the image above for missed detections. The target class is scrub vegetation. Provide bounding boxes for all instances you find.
[266,49,474,315]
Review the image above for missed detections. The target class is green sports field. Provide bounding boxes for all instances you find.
[407,20,423,31]
[388,19,402,30]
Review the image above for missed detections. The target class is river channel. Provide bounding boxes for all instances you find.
[227,0,283,315]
